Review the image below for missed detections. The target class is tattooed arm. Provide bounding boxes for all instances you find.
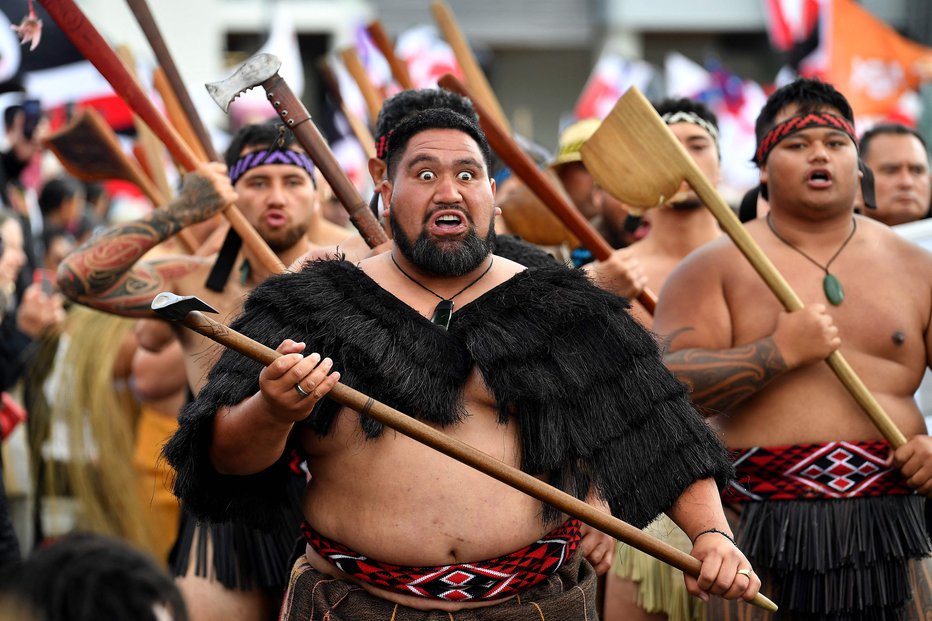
[661,305,841,414]
[57,163,236,317]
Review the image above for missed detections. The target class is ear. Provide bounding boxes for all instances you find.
[759,165,768,186]
[379,178,393,212]
[489,177,496,199]
[367,158,386,185]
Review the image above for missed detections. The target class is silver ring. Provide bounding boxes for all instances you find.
[294,383,311,398]
[736,568,752,578]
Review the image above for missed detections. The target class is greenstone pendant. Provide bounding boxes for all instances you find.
[823,273,844,305]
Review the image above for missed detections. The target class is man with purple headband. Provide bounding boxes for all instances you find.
[654,78,932,619]
[57,120,330,621]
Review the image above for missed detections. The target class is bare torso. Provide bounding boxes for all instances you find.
[296,255,556,610]
[694,217,931,447]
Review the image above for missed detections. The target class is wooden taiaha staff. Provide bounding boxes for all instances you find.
[340,47,384,125]
[366,20,415,90]
[126,0,220,162]
[151,291,777,613]
[153,67,209,164]
[318,60,377,159]
[431,0,510,132]
[581,87,907,448]
[440,74,658,314]
[39,0,286,274]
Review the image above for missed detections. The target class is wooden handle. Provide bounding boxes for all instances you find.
[366,21,415,90]
[340,47,384,125]
[261,74,388,249]
[318,60,377,159]
[40,0,285,275]
[439,74,657,314]
[126,0,219,162]
[431,0,510,132]
[684,168,907,447]
[153,67,208,163]
[177,308,776,613]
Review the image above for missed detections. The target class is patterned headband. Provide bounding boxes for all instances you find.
[661,111,720,152]
[754,112,856,167]
[375,131,393,159]
[228,148,317,186]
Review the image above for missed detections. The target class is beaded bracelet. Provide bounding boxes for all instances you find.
[693,528,737,546]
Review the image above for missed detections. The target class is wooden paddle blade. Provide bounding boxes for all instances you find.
[43,107,164,205]
[580,87,687,211]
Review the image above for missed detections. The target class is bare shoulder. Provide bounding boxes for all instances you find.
[866,216,932,269]
[490,254,526,279]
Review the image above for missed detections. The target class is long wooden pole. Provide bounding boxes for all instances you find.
[431,0,509,132]
[340,47,384,125]
[39,0,286,274]
[318,60,377,159]
[164,302,776,613]
[126,0,219,162]
[366,20,415,90]
[440,74,658,314]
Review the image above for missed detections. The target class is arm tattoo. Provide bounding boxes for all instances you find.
[663,335,788,414]
[57,210,186,314]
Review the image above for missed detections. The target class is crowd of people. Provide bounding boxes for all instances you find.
[0,74,929,621]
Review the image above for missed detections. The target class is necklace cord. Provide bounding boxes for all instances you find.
[766,213,857,274]
[390,253,494,302]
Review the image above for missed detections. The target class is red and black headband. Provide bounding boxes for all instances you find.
[754,112,857,167]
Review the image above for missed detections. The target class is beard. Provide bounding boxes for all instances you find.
[390,207,495,277]
[261,222,309,253]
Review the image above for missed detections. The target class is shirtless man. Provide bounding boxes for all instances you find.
[859,123,931,226]
[603,97,722,621]
[57,120,324,621]
[654,78,932,620]
[165,108,760,619]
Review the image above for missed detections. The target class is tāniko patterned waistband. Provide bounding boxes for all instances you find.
[723,440,914,502]
[301,518,581,602]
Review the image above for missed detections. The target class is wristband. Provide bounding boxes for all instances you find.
[693,528,737,546]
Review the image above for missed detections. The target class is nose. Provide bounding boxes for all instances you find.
[266,178,287,206]
[433,175,463,204]
[808,141,829,163]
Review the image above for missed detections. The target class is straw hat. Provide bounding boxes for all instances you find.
[549,118,602,168]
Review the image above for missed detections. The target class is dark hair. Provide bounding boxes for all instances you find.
[37,176,83,218]
[384,108,492,180]
[374,88,478,144]
[755,78,854,146]
[0,532,188,621]
[653,97,719,131]
[223,120,300,168]
[860,123,928,160]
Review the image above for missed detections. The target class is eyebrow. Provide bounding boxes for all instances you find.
[405,154,484,171]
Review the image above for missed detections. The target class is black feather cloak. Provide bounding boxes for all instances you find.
[164,259,732,529]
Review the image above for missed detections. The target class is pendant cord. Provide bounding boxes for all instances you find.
[390,253,494,303]
[766,213,857,275]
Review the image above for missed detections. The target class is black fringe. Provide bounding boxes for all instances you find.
[168,474,305,591]
[164,259,732,529]
[492,234,559,268]
[737,495,931,619]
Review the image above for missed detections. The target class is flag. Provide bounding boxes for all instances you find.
[665,52,766,196]
[823,0,932,122]
[395,25,464,90]
[763,0,820,52]
[574,53,655,120]
[0,0,134,133]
